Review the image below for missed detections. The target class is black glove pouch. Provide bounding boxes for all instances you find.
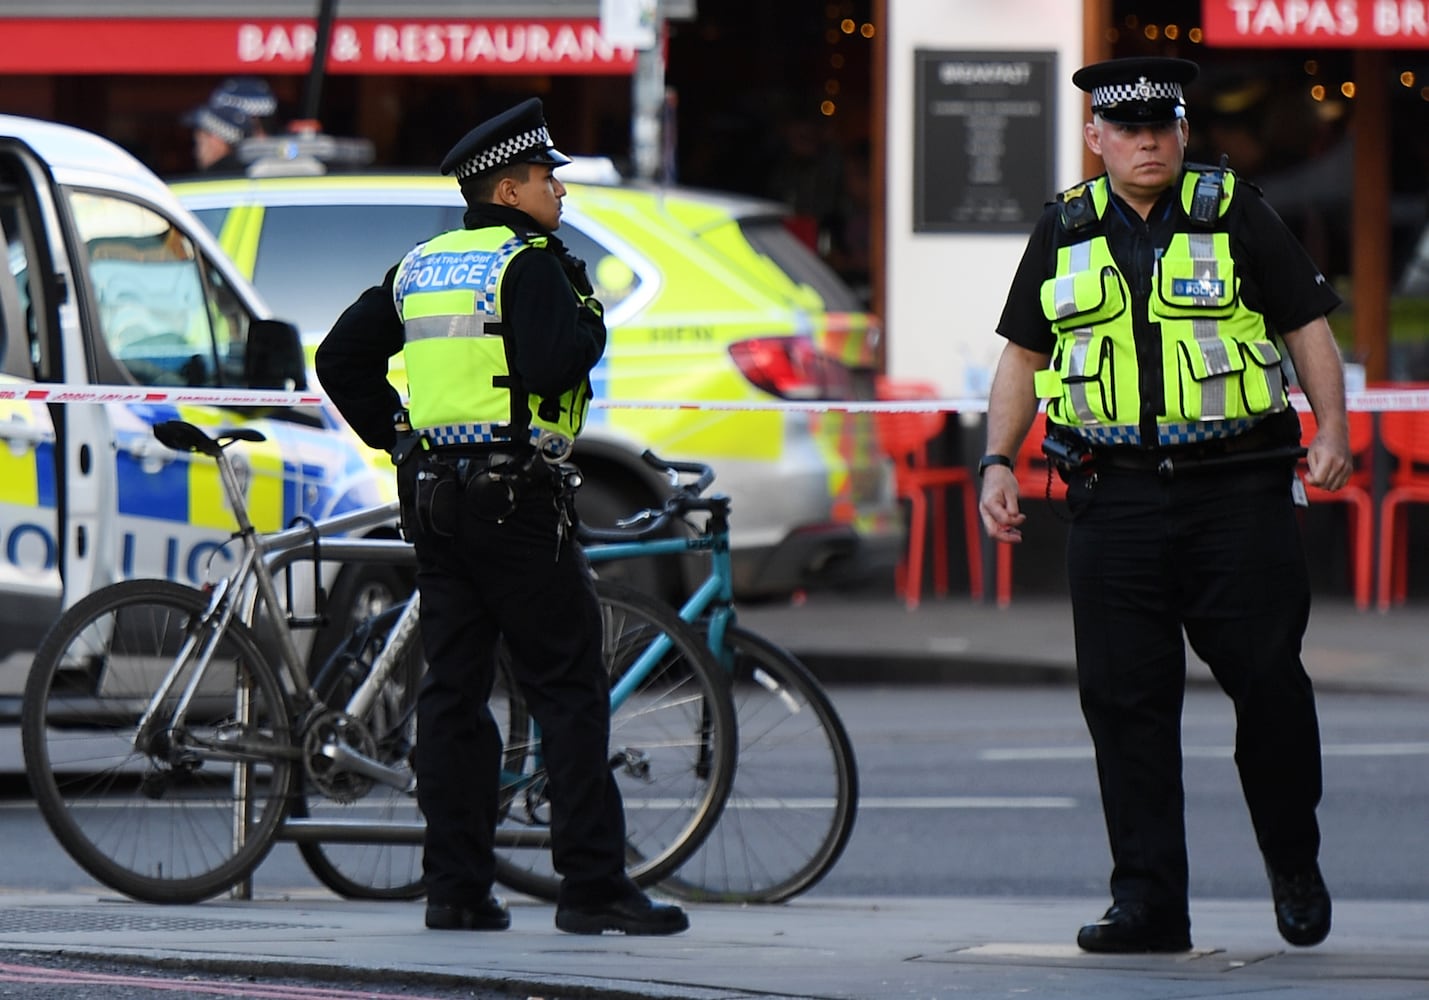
[414,465,463,538]
[465,470,518,522]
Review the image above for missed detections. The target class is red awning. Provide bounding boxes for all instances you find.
[1203,0,1429,48]
[0,17,638,74]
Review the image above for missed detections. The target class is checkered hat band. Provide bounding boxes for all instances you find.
[215,93,276,118]
[454,126,552,180]
[1091,80,1183,108]
[194,108,244,145]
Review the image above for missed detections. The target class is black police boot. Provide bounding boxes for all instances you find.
[1076,902,1192,953]
[555,889,688,936]
[1267,862,1331,947]
[425,894,511,931]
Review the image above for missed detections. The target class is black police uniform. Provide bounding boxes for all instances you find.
[996,149,1341,916]
[315,145,634,912]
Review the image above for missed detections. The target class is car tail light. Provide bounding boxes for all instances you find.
[728,336,850,400]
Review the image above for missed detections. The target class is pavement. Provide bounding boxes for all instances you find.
[4,588,1429,999]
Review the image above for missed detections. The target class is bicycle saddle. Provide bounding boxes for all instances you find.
[153,419,266,457]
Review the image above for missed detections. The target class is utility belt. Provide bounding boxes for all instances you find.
[415,447,560,531]
[1044,411,1303,482]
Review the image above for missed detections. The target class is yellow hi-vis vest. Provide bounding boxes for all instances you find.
[1031,169,1289,437]
[393,226,592,449]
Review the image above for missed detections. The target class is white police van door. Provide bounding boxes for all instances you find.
[60,187,299,592]
[0,136,117,730]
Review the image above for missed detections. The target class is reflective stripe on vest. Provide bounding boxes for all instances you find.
[1033,170,1288,434]
[394,226,589,447]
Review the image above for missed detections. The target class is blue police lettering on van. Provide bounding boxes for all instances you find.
[6,521,56,571]
[119,532,241,585]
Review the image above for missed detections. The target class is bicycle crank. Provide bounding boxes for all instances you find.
[609,746,652,781]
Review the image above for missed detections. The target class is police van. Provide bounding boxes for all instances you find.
[0,115,406,723]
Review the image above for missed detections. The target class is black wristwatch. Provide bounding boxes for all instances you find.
[977,454,1014,478]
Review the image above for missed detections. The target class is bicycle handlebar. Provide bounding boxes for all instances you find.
[575,450,718,545]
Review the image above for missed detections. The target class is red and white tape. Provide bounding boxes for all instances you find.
[1,383,1427,413]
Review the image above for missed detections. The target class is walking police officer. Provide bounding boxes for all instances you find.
[316,97,688,936]
[979,57,1351,953]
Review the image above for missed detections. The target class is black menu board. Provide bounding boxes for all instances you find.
[914,50,1055,233]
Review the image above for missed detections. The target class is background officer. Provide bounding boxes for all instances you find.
[978,56,1351,954]
[182,78,277,173]
[315,97,688,936]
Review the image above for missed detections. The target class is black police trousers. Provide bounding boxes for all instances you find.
[1063,458,1323,912]
[407,454,632,908]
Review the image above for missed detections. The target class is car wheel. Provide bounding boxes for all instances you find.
[308,563,414,679]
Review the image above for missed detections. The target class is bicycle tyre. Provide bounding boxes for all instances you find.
[297,604,531,901]
[659,625,858,903]
[492,579,736,901]
[21,579,294,904]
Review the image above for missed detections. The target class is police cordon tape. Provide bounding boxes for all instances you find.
[2,383,1428,413]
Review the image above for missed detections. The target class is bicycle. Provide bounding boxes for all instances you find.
[579,452,860,903]
[21,420,735,904]
[300,451,860,904]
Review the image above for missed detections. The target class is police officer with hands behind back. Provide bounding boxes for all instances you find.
[979,57,1351,954]
[315,97,688,936]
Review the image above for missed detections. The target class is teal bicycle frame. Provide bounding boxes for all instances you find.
[584,492,737,689]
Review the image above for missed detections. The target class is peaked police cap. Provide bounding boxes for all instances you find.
[440,98,572,180]
[181,102,254,145]
[209,77,277,120]
[1072,57,1199,124]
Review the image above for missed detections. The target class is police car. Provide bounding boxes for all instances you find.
[171,152,899,600]
[0,115,408,723]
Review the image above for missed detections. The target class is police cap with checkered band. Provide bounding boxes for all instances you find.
[440,98,572,181]
[1072,56,1199,124]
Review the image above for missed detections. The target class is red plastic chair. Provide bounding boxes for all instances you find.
[1297,407,1375,611]
[993,411,1067,608]
[873,377,982,609]
[1376,410,1429,611]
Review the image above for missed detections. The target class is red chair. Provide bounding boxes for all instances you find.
[993,411,1067,608]
[1376,410,1429,611]
[1297,407,1375,611]
[873,377,982,609]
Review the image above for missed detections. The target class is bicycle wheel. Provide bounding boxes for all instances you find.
[659,625,858,902]
[297,604,530,901]
[22,579,294,904]
[492,579,736,901]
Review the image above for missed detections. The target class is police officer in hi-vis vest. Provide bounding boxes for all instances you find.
[979,57,1352,954]
[315,98,688,937]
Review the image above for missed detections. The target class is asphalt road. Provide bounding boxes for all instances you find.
[4,685,1428,905]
